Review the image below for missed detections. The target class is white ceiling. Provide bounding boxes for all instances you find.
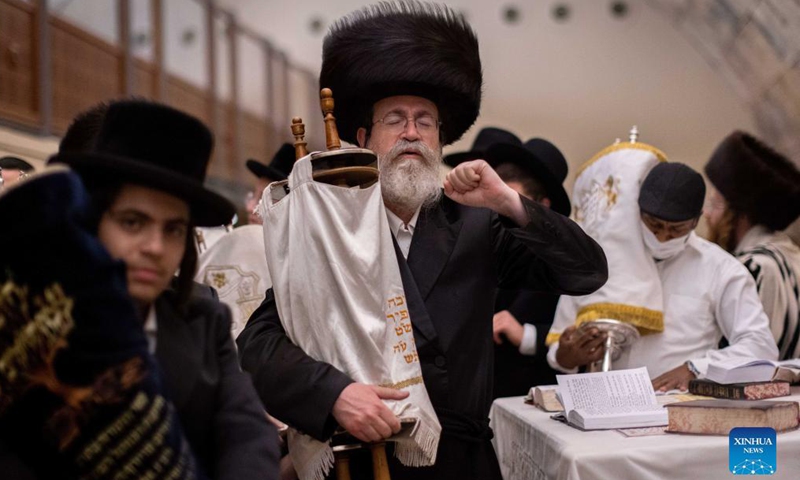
[217,0,797,188]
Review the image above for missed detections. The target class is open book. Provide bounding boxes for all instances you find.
[705,358,800,384]
[556,367,668,430]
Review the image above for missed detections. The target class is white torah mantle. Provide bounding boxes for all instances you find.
[548,142,668,346]
[258,154,441,480]
[195,225,270,340]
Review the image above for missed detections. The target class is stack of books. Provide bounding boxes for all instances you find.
[665,358,800,435]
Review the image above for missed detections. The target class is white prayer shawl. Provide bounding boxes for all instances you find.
[195,225,270,340]
[735,225,800,360]
[258,154,440,480]
[548,143,668,347]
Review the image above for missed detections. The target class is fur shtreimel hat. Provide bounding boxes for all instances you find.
[705,131,800,231]
[320,0,482,146]
[246,143,294,181]
[52,100,235,227]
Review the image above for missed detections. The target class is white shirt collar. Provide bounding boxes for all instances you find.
[144,305,157,354]
[385,205,421,237]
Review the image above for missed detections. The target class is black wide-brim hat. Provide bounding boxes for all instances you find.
[320,1,482,146]
[486,138,571,216]
[246,143,294,181]
[705,131,800,231]
[51,101,235,227]
[0,156,35,171]
[443,127,520,167]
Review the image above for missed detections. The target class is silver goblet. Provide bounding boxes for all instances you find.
[579,319,640,372]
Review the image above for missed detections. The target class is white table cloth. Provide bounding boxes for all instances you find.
[490,387,800,480]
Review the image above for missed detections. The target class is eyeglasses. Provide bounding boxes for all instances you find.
[372,113,441,135]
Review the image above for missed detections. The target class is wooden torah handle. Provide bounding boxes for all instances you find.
[291,117,308,160]
[370,442,391,480]
[320,88,341,151]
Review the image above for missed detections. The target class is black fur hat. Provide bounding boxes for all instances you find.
[51,100,235,227]
[320,1,482,146]
[705,131,799,231]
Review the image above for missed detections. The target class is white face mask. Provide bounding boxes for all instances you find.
[640,220,691,260]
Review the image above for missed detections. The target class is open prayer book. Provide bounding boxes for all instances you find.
[705,358,800,384]
[556,367,668,430]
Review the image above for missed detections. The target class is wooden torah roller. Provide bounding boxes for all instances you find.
[291,88,379,188]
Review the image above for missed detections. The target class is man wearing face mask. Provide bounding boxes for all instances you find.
[549,162,777,391]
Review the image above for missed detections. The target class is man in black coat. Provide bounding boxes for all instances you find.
[485,136,574,397]
[53,100,280,480]
[237,3,607,479]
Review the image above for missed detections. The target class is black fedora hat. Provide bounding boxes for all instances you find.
[443,127,520,167]
[246,143,294,181]
[51,101,235,227]
[0,156,34,172]
[486,138,571,216]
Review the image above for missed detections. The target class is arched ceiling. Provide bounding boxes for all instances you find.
[219,0,799,172]
[647,0,800,162]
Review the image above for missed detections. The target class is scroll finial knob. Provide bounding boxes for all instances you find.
[629,125,639,143]
[320,88,341,151]
[291,117,308,160]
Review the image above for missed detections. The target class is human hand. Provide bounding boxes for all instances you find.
[444,160,526,224]
[331,383,410,443]
[492,310,524,347]
[554,325,607,369]
[651,363,696,393]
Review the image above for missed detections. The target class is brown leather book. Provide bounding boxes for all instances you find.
[688,379,791,400]
[665,399,799,435]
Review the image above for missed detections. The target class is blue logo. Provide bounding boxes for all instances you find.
[729,427,776,475]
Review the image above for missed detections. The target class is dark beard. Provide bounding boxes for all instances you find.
[705,207,739,252]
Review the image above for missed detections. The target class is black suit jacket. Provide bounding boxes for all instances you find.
[237,195,606,479]
[493,289,559,398]
[155,291,280,480]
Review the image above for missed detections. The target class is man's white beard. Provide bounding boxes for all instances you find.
[377,139,443,216]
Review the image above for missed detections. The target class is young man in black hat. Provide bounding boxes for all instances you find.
[237,3,607,479]
[0,155,35,187]
[704,131,800,360]
[53,100,279,480]
[549,162,777,391]
[0,168,205,480]
[245,143,293,225]
[482,137,571,397]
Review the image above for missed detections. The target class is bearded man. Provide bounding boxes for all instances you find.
[704,131,800,359]
[237,3,608,479]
